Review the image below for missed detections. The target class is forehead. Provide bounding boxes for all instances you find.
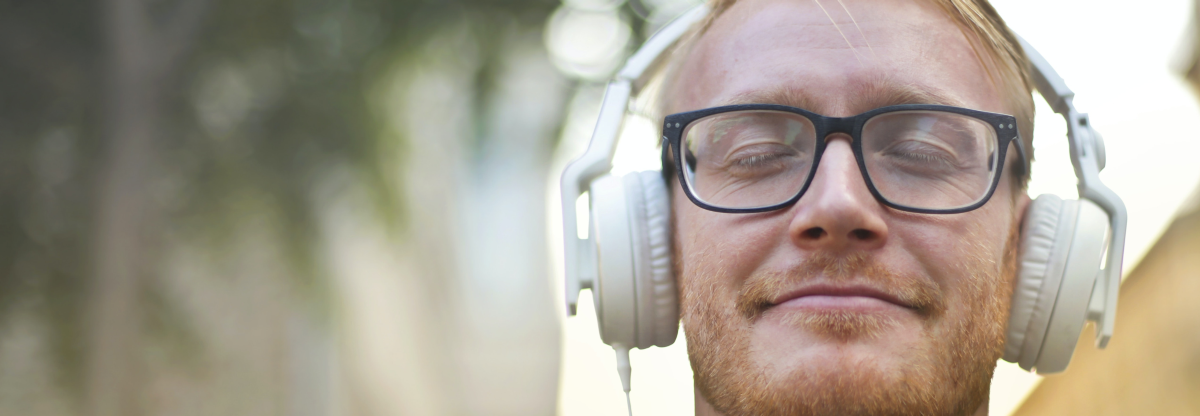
[671,0,1003,117]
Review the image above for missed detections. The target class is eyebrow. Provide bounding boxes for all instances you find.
[716,78,968,114]
[720,88,825,113]
[853,80,968,109]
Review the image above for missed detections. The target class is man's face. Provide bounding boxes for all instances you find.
[668,1,1029,415]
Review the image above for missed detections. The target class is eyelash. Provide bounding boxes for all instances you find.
[736,153,782,167]
[891,150,949,163]
[881,143,960,173]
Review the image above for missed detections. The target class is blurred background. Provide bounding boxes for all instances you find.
[1,0,1198,415]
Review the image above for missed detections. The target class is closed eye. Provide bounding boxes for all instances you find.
[736,153,789,167]
[880,140,960,171]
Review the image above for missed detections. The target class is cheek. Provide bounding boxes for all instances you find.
[673,188,784,291]
[892,201,1014,315]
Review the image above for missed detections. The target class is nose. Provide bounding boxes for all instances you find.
[787,135,888,252]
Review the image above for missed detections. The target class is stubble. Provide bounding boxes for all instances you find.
[680,224,1019,416]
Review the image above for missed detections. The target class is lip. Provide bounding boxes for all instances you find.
[768,283,915,311]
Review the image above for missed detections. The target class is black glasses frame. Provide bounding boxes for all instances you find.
[660,103,1027,215]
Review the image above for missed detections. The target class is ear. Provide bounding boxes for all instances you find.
[1009,191,1033,288]
[1015,191,1032,227]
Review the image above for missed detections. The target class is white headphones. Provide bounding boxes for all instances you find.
[558,4,1128,395]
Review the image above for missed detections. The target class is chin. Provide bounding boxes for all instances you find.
[696,333,989,416]
[755,302,929,346]
[750,309,931,377]
[686,283,1004,416]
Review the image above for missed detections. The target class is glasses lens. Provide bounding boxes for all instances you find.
[681,110,818,209]
[862,111,999,210]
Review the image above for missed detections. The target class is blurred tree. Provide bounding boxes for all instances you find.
[88,1,212,415]
[0,0,563,414]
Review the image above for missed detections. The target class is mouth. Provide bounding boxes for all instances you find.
[765,283,918,315]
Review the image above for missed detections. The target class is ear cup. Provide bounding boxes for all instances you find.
[624,171,678,348]
[1005,194,1066,363]
[589,171,679,350]
[1031,199,1108,373]
[590,174,639,347]
[1005,194,1109,373]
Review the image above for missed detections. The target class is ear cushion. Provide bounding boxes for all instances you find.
[1032,199,1109,374]
[1005,195,1109,373]
[588,171,678,350]
[624,171,679,348]
[1005,194,1069,364]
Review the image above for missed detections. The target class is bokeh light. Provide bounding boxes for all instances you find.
[545,6,632,80]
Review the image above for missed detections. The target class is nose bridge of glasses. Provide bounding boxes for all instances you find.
[809,116,872,204]
[817,116,858,144]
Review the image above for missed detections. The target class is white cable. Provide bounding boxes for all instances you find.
[615,345,633,416]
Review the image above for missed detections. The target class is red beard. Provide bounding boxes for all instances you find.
[680,226,1017,416]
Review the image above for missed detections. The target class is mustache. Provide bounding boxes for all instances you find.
[735,252,946,320]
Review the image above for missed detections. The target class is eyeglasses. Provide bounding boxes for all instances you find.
[661,104,1026,214]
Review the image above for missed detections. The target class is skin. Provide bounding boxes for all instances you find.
[665,0,1033,415]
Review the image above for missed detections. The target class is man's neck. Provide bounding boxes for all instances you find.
[693,388,990,416]
[693,388,720,416]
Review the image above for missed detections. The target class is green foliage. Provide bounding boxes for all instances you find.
[0,0,560,400]
[0,0,102,395]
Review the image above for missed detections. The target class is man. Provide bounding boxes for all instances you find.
[657,0,1034,414]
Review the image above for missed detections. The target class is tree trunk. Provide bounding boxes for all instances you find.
[86,0,206,414]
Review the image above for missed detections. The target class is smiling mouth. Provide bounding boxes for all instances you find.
[771,284,914,309]
[746,282,925,321]
[737,266,944,322]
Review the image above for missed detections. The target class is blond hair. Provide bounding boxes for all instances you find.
[655,0,1035,185]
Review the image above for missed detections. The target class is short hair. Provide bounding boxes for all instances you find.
[654,0,1034,187]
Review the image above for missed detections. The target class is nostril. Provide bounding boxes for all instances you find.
[851,229,874,240]
[803,227,825,239]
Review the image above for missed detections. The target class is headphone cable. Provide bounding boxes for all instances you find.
[615,346,633,416]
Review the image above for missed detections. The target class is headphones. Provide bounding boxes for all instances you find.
[558,4,1128,395]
